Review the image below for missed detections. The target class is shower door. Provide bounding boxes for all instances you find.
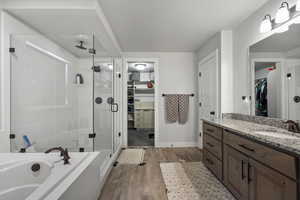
[93,60,114,163]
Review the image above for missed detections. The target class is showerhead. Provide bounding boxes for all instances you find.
[75,41,87,50]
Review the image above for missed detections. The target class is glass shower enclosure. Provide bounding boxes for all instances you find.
[9,33,122,160]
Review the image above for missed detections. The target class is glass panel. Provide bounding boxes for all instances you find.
[93,57,114,162]
[10,34,94,152]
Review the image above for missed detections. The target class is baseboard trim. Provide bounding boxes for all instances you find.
[157,142,198,148]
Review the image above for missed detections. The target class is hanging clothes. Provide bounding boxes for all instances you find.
[255,78,268,116]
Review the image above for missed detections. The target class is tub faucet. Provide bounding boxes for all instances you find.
[45,147,70,165]
[284,120,300,133]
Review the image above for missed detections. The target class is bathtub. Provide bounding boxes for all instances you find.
[0,152,101,200]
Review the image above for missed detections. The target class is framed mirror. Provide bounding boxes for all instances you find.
[249,23,300,121]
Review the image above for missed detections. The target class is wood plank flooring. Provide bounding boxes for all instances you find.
[98,148,202,200]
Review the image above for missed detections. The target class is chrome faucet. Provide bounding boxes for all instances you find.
[45,147,70,165]
[284,120,300,133]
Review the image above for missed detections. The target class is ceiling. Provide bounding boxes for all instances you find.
[250,24,300,53]
[98,0,269,52]
[7,9,109,58]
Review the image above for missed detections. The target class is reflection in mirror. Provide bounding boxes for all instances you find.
[249,23,300,121]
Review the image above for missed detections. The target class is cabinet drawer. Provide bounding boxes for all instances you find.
[203,123,222,140]
[203,149,222,180]
[203,133,222,160]
[224,130,296,179]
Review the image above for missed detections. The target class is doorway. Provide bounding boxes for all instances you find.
[127,62,155,147]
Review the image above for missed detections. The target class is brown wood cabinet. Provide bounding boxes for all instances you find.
[248,158,297,200]
[202,121,299,200]
[224,144,249,200]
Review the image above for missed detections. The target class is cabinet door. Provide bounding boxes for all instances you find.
[249,158,297,200]
[224,144,249,200]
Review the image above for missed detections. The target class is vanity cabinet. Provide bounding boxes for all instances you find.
[203,123,223,180]
[248,158,297,200]
[223,144,249,200]
[203,121,298,200]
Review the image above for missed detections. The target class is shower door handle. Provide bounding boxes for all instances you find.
[111,103,119,112]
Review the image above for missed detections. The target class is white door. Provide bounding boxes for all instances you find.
[198,51,218,148]
[287,65,300,121]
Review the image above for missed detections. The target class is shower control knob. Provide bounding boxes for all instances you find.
[95,97,103,104]
[294,96,300,103]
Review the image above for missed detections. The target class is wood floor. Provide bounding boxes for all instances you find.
[98,148,202,200]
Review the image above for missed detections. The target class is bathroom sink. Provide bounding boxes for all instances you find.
[254,131,299,139]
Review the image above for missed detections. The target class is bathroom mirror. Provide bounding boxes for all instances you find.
[249,23,300,121]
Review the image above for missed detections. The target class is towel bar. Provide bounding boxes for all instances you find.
[162,94,194,97]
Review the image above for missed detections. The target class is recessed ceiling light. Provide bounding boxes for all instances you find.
[275,2,290,24]
[260,15,272,33]
[135,64,146,71]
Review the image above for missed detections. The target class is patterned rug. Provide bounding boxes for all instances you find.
[160,162,235,200]
[117,149,145,164]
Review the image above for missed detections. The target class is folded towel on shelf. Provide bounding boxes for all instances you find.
[178,95,189,124]
[165,94,178,123]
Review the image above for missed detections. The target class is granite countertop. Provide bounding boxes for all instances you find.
[203,118,300,157]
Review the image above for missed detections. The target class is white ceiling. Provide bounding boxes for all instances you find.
[98,0,269,52]
[250,24,300,53]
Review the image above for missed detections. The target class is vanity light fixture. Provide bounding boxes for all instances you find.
[294,15,300,24]
[260,15,272,33]
[274,24,290,33]
[275,2,290,24]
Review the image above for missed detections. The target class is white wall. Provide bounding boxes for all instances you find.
[233,0,298,114]
[123,52,197,147]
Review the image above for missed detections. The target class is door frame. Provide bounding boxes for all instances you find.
[198,49,219,148]
[122,57,159,148]
[249,58,285,118]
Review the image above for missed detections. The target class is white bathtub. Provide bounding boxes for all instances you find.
[0,152,101,200]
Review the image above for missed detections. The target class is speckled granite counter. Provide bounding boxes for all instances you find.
[203,118,300,157]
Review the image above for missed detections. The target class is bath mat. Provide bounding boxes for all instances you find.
[160,162,235,200]
[117,149,145,165]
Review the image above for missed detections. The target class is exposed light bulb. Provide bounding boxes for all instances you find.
[275,2,290,24]
[260,15,272,33]
[297,0,300,11]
